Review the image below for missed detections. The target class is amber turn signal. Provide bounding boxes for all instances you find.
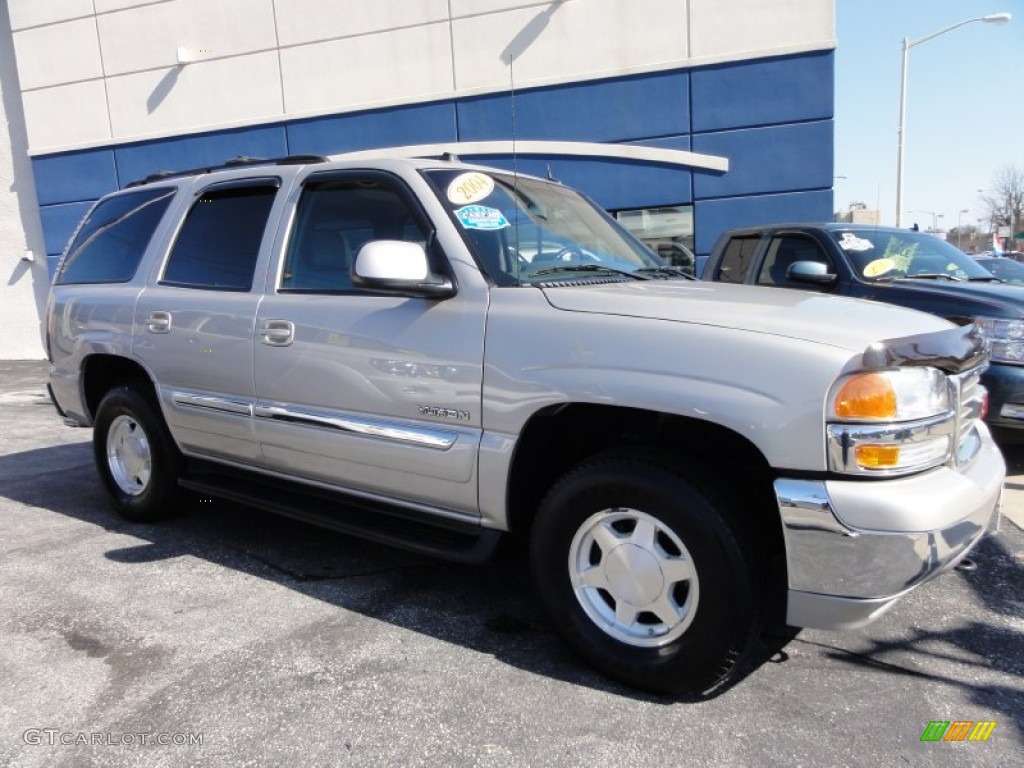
[834,373,897,420]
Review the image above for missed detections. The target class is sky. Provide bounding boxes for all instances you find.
[834,0,1024,231]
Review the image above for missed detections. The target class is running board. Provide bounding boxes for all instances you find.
[178,462,501,564]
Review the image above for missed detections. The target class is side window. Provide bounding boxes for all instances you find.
[757,235,833,288]
[280,178,430,293]
[161,183,277,291]
[55,187,174,285]
[714,236,760,284]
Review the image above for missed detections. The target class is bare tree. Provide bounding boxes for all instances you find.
[981,165,1024,248]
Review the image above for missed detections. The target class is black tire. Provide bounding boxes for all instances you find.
[92,386,183,522]
[530,452,759,695]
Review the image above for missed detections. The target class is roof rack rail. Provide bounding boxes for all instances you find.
[125,154,328,188]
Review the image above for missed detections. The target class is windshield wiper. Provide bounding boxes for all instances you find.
[530,264,648,280]
[967,275,1004,282]
[635,266,695,280]
[898,273,966,282]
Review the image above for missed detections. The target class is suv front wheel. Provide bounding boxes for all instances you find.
[530,453,759,695]
[93,387,183,522]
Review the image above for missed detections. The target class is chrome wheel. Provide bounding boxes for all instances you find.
[106,414,152,496]
[568,507,699,647]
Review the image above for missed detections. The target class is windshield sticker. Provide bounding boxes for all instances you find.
[447,173,494,205]
[863,258,896,278]
[838,233,874,252]
[455,205,509,231]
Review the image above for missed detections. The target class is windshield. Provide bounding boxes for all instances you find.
[976,257,1024,283]
[831,228,994,281]
[423,169,667,285]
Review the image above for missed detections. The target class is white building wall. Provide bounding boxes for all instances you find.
[8,0,835,155]
[0,2,47,359]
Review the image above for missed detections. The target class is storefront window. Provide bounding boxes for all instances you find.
[614,206,696,275]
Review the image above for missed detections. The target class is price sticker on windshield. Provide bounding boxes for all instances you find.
[447,172,494,205]
[863,258,896,278]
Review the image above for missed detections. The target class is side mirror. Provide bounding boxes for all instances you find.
[787,260,837,286]
[351,240,455,298]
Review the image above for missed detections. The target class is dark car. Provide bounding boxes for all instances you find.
[702,223,1024,432]
[974,255,1024,283]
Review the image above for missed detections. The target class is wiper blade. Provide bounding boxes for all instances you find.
[898,273,966,282]
[967,276,1004,282]
[530,264,648,280]
[635,266,695,280]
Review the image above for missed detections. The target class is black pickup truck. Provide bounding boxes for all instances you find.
[702,222,1024,433]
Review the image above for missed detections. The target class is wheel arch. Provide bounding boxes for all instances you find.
[82,354,159,421]
[505,403,786,592]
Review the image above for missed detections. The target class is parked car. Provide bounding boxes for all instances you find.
[46,159,1003,695]
[703,223,1024,432]
[974,254,1024,283]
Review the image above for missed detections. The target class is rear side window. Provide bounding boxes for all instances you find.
[55,187,174,285]
[162,183,278,291]
[714,236,761,284]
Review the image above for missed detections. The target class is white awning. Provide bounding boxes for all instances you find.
[331,140,729,173]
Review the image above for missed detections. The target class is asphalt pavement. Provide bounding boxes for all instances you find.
[0,360,1021,767]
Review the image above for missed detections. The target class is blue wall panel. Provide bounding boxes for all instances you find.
[456,70,689,143]
[114,125,289,187]
[691,51,834,132]
[694,189,833,259]
[33,148,118,205]
[30,50,835,283]
[46,254,63,279]
[39,201,93,256]
[693,120,833,198]
[288,102,458,156]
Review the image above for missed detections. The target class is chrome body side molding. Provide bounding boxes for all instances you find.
[253,402,458,450]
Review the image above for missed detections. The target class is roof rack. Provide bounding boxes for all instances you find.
[125,154,328,188]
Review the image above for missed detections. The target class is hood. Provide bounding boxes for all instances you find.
[540,280,952,352]
[867,279,1024,320]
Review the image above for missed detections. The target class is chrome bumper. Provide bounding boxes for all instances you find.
[778,430,1005,630]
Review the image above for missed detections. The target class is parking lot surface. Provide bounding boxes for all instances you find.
[0,360,1021,767]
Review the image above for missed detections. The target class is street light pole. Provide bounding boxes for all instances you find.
[957,208,969,250]
[895,13,1011,228]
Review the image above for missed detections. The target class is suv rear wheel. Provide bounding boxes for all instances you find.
[93,387,183,522]
[530,453,759,695]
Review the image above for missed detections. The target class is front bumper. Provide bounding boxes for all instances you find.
[982,362,1024,428]
[778,428,1005,630]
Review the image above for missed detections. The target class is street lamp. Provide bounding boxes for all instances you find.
[895,13,1012,228]
[957,208,969,249]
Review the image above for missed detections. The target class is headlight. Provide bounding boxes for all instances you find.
[827,367,954,475]
[974,317,1024,363]
[830,368,949,422]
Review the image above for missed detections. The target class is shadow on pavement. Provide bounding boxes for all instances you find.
[5,440,1021,707]
[0,441,758,703]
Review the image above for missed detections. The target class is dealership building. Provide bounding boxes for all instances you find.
[0,0,835,359]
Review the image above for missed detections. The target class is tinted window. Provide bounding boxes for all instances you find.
[162,184,277,291]
[55,188,174,285]
[757,235,832,288]
[715,236,760,284]
[280,179,430,293]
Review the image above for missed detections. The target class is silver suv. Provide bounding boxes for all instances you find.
[45,154,1004,695]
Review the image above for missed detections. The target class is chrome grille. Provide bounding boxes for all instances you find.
[951,366,985,466]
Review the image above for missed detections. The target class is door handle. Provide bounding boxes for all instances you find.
[146,311,171,333]
[259,319,295,347]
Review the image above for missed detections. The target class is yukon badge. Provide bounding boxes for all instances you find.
[417,405,470,421]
